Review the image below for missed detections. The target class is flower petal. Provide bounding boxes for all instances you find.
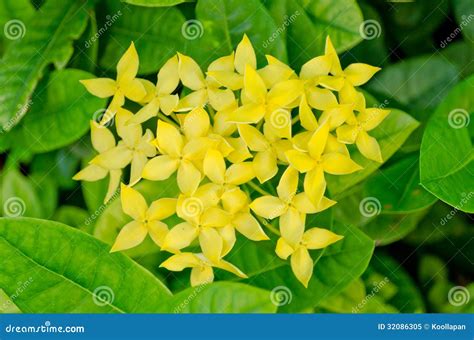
[183,107,210,139]
[129,152,148,186]
[201,207,232,227]
[308,121,329,160]
[321,152,363,175]
[359,108,390,131]
[176,89,208,112]
[142,155,179,181]
[233,212,269,241]
[319,104,353,130]
[291,247,313,288]
[344,63,380,86]
[90,145,133,170]
[227,103,266,124]
[156,55,180,94]
[277,166,298,203]
[116,108,142,147]
[304,166,326,206]
[105,169,122,203]
[218,224,236,256]
[291,193,317,214]
[111,221,147,252]
[299,95,318,131]
[147,220,169,247]
[199,227,223,263]
[147,198,177,221]
[306,87,338,110]
[356,130,383,163]
[122,78,147,102]
[243,65,267,104]
[225,162,255,185]
[221,187,248,214]
[117,42,139,83]
[160,253,201,271]
[177,160,202,195]
[325,36,343,76]
[203,149,226,185]
[237,124,269,152]
[300,55,331,79]
[156,120,183,157]
[336,124,359,144]
[190,265,214,286]
[73,164,107,182]
[280,208,305,247]
[302,228,343,249]
[178,53,205,90]
[80,78,116,98]
[250,196,286,219]
[159,94,179,115]
[285,150,315,173]
[214,259,247,278]
[162,222,198,252]
[234,34,257,74]
[208,88,235,111]
[120,183,147,220]
[275,237,294,260]
[267,79,303,107]
[253,150,278,183]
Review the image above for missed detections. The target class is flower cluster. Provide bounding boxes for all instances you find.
[74,35,389,287]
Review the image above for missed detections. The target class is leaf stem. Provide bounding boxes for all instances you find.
[247,181,272,196]
[254,214,280,236]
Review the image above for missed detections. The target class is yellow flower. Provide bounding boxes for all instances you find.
[160,252,247,287]
[73,121,121,203]
[128,55,180,124]
[336,92,390,162]
[111,184,176,252]
[89,108,156,186]
[276,227,343,287]
[250,167,335,246]
[238,124,291,183]
[176,53,235,112]
[80,43,146,123]
[285,122,362,206]
[226,65,302,138]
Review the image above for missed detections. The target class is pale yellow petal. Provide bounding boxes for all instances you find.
[359,108,390,131]
[234,34,257,74]
[120,183,147,220]
[214,259,247,278]
[199,227,223,263]
[317,75,345,91]
[208,88,235,111]
[156,120,183,157]
[128,98,160,125]
[226,137,252,163]
[258,63,294,88]
[111,221,147,252]
[105,169,122,203]
[90,145,133,169]
[200,207,232,227]
[225,162,255,185]
[206,70,243,91]
[116,108,141,147]
[300,55,331,79]
[177,161,202,195]
[325,36,342,76]
[267,79,303,107]
[253,150,278,183]
[306,87,338,110]
[190,265,214,286]
[325,133,350,156]
[208,53,234,72]
[159,94,179,115]
[147,198,177,221]
[176,89,208,112]
[203,149,225,184]
[285,150,315,173]
[319,104,353,130]
[162,222,198,252]
[243,65,267,104]
[80,78,116,98]
[90,121,116,152]
[157,55,179,94]
[233,212,269,241]
[299,95,318,131]
[147,220,169,247]
[183,107,210,138]
[265,110,292,139]
[308,121,329,160]
[280,208,304,247]
[142,155,179,181]
[291,247,313,288]
[73,164,107,182]
[250,196,286,219]
[221,187,248,214]
[275,237,294,260]
[344,63,380,86]
[321,153,363,174]
[277,166,298,203]
[314,196,337,213]
[304,166,326,206]
[302,228,343,249]
[336,124,359,144]
[122,78,147,102]
[218,225,236,256]
[237,124,269,152]
[227,103,266,124]
[117,42,139,83]
[129,152,148,186]
[356,130,383,162]
[160,253,201,271]
[291,193,317,214]
[178,53,205,90]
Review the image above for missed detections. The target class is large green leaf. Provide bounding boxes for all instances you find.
[0,289,22,313]
[161,282,277,313]
[361,154,437,213]
[327,109,419,196]
[0,0,90,131]
[100,1,186,75]
[441,41,474,80]
[9,69,106,153]
[0,218,172,313]
[219,221,374,312]
[94,178,180,258]
[285,0,363,69]
[122,0,194,6]
[187,0,286,68]
[420,76,474,212]
[0,0,35,55]
[1,168,42,218]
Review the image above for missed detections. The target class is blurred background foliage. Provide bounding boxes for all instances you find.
[0,0,472,313]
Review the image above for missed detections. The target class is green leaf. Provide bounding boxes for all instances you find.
[327,109,419,196]
[440,41,474,80]
[11,69,106,153]
[364,254,425,312]
[161,282,277,313]
[187,0,287,68]
[0,217,172,313]
[53,205,90,231]
[94,178,180,258]
[69,10,99,73]
[0,0,35,54]
[1,168,42,218]
[0,0,90,131]
[362,154,437,213]
[452,0,474,41]
[420,76,474,212]
[285,0,363,69]
[122,0,194,6]
[0,289,22,313]
[366,56,460,114]
[220,222,374,312]
[100,1,186,75]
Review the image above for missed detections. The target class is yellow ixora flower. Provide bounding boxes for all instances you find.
[80,43,146,123]
[111,184,176,252]
[336,92,390,163]
[89,108,156,186]
[276,227,343,287]
[286,121,362,206]
[73,121,121,203]
[160,252,247,287]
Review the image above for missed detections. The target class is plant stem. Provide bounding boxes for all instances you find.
[247,181,272,196]
[254,214,280,236]
[157,112,179,127]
